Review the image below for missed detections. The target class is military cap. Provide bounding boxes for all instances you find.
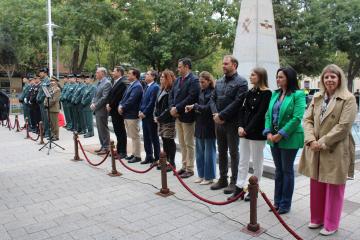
[38,67,49,74]
[51,76,59,82]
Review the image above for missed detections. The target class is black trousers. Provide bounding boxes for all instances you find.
[30,104,41,131]
[215,122,239,183]
[162,137,176,167]
[111,112,127,154]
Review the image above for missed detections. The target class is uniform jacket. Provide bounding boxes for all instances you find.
[64,83,76,102]
[81,84,96,111]
[72,83,86,105]
[44,83,60,113]
[210,72,248,123]
[169,72,200,123]
[264,90,306,149]
[60,83,69,103]
[298,76,357,184]
[119,80,143,119]
[36,76,50,104]
[19,83,31,104]
[194,87,215,139]
[140,82,160,119]
[107,76,128,116]
[29,83,41,105]
[92,78,112,115]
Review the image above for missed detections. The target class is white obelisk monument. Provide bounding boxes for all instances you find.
[233,0,280,90]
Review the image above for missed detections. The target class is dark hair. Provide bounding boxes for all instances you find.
[224,55,239,69]
[178,58,192,69]
[149,70,158,80]
[252,67,268,89]
[277,67,299,93]
[199,71,215,88]
[115,66,125,76]
[129,68,140,80]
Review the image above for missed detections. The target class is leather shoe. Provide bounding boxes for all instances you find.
[180,171,194,178]
[176,169,186,176]
[227,187,244,201]
[84,133,94,138]
[128,157,141,163]
[277,208,290,215]
[125,155,134,160]
[210,178,228,190]
[223,182,236,194]
[244,193,251,202]
[97,149,109,155]
[141,158,154,164]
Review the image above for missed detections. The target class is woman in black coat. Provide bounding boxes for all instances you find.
[154,70,176,171]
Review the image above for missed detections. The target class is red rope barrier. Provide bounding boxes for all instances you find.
[260,191,303,240]
[77,140,110,166]
[168,164,245,205]
[116,154,158,174]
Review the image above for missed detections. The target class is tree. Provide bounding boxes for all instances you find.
[0,27,17,80]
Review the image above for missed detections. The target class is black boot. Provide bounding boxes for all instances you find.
[227,186,244,201]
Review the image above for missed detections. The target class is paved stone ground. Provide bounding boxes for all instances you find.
[1,115,360,240]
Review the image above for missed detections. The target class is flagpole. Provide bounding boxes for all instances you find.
[47,0,53,77]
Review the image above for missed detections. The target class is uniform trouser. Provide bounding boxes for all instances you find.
[95,112,110,150]
[83,107,94,134]
[142,118,160,160]
[215,122,239,183]
[23,104,30,123]
[236,139,266,188]
[70,104,79,131]
[310,179,345,231]
[75,104,86,133]
[124,119,141,158]
[62,101,71,127]
[111,112,127,154]
[39,102,49,136]
[176,120,195,172]
[30,104,41,132]
[49,111,59,138]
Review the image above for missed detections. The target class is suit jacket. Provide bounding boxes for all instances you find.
[107,76,128,116]
[169,72,199,123]
[92,78,112,116]
[140,82,160,119]
[119,80,143,119]
[263,90,306,149]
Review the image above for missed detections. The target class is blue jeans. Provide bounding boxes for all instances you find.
[196,138,216,180]
[271,145,298,211]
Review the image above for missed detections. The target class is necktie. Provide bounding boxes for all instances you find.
[180,77,185,87]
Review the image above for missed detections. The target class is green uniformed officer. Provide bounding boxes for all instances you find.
[64,74,76,130]
[36,67,51,137]
[69,75,80,132]
[19,76,32,123]
[81,74,96,138]
[60,75,70,128]
[72,74,87,134]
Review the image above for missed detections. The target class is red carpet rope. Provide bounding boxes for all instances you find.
[77,140,110,166]
[116,153,158,174]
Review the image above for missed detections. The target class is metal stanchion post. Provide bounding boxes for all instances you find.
[25,118,30,139]
[108,140,121,177]
[39,121,45,144]
[15,115,20,132]
[241,176,265,236]
[156,151,174,197]
[71,132,83,161]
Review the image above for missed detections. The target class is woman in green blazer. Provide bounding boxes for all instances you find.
[263,67,306,214]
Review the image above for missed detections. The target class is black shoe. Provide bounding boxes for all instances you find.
[180,171,194,178]
[84,133,94,138]
[128,157,141,163]
[227,187,244,201]
[244,193,251,202]
[277,208,290,215]
[125,155,134,160]
[210,178,228,190]
[223,181,236,194]
[118,153,127,159]
[176,169,186,175]
[141,157,154,164]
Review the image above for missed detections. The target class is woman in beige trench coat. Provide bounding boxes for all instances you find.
[298,64,357,236]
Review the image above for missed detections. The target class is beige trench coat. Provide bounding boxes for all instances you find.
[298,83,357,185]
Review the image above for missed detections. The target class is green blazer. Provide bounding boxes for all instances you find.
[264,90,306,149]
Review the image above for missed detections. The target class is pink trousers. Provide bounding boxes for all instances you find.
[310,178,345,231]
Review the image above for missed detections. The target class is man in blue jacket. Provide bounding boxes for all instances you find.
[169,58,200,178]
[139,70,160,164]
[118,68,143,163]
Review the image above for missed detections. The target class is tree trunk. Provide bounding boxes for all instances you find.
[78,34,92,73]
[71,42,80,74]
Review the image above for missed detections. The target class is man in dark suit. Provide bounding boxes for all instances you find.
[107,66,129,159]
[139,70,160,164]
[91,67,112,155]
[169,58,200,178]
[118,68,143,163]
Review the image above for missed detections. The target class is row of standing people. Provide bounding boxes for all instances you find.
[98,56,355,236]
